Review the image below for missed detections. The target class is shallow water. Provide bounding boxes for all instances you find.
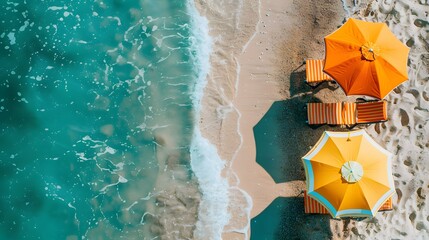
[0,1,216,239]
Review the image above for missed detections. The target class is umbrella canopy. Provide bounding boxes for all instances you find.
[302,130,395,218]
[324,18,409,99]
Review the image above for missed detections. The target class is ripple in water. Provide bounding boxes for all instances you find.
[0,0,226,239]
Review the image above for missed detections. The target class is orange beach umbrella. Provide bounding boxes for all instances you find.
[324,18,409,99]
[302,130,394,218]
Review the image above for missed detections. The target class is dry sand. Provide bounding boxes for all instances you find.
[196,0,429,239]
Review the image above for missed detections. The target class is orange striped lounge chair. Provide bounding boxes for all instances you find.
[304,190,330,214]
[345,100,388,129]
[304,190,393,215]
[378,197,393,212]
[305,59,334,88]
[306,102,327,125]
[307,102,356,126]
[307,101,387,128]
[356,100,388,124]
[325,103,343,125]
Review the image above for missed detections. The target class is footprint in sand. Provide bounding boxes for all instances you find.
[400,108,410,127]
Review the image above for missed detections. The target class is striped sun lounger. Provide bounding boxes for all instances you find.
[307,102,357,126]
[307,101,387,128]
[304,190,330,214]
[326,103,343,125]
[305,59,334,88]
[356,101,388,124]
[304,190,393,214]
[307,103,327,125]
[378,197,393,211]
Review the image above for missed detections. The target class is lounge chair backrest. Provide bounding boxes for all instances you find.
[305,59,334,83]
[356,101,387,123]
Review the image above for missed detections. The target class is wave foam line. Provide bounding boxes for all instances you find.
[186,1,231,239]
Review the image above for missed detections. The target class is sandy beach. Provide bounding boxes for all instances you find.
[196,0,429,239]
[3,0,426,239]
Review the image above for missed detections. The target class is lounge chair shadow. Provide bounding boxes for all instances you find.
[253,96,346,184]
[289,69,309,97]
[250,197,332,240]
[289,70,338,98]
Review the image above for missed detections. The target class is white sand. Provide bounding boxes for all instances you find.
[196,0,429,239]
[330,1,429,239]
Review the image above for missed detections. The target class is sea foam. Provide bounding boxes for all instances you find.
[186,0,231,239]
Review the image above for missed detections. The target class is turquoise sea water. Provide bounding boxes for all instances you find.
[1,1,214,239]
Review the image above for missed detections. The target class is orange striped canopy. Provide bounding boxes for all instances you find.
[324,18,409,99]
[302,130,395,218]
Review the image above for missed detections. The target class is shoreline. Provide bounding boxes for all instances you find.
[194,1,260,238]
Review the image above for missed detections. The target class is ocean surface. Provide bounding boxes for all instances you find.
[0,1,225,239]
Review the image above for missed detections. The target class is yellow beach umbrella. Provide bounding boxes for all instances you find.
[302,130,394,218]
[324,18,409,99]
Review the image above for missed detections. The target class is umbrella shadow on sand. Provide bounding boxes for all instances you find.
[254,65,348,183]
[251,197,333,240]
[251,71,348,239]
[253,95,342,183]
[251,96,339,239]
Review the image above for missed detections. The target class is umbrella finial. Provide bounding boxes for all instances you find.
[347,132,351,142]
[341,161,363,183]
[361,42,380,61]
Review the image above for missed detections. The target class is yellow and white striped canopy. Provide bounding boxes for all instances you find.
[302,130,394,218]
